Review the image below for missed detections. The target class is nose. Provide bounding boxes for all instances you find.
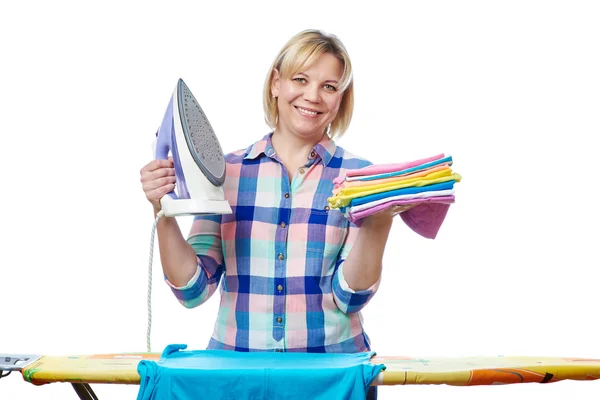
[303,83,321,103]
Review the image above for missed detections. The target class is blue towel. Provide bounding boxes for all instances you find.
[136,344,386,400]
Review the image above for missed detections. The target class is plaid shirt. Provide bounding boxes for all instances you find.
[167,133,379,352]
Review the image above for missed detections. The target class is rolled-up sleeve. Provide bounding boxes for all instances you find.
[165,214,224,308]
[331,221,380,314]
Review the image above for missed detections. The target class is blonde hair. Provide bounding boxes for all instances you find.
[263,29,354,139]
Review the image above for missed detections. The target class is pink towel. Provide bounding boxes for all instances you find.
[349,199,453,239]
[400,202,451,239]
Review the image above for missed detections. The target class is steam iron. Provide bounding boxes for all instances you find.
[153,78,232,217]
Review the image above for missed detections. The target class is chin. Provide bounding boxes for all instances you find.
[292,122,326,137]
[295,128,324,138]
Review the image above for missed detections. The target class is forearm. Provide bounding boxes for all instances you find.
[155,210,198,287]
[342,215,393,291]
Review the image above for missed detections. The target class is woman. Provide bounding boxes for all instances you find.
[140,29,408,398]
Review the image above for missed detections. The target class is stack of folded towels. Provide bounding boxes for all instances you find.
[327,153,462,239]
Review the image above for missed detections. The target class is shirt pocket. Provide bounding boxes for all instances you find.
[306,207,348,259]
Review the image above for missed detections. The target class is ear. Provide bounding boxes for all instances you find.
[271,69,281,98]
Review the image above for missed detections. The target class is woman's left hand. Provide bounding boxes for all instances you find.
[389,203,418,217]
[361,203,419,227]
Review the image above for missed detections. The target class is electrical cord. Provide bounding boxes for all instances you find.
[147,209,165,352]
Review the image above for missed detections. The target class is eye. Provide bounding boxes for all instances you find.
[293,77,307,84]
[324,84,338,92]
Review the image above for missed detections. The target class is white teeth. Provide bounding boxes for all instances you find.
[297,107,318,115]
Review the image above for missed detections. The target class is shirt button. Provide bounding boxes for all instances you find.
[284,193,290,198]
[280,222,286,228]
[277,284,283,292]
[324,206,330,211]
[278,253,284,260]
[298,167,305,174]
[310,150,316,158]
[276,316,283,323]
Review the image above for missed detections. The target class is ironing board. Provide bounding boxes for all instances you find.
[3,352,599,399]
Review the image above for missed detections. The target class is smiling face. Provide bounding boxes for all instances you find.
[271,52,344,141]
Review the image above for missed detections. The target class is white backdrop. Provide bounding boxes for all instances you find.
[1,1,599,399]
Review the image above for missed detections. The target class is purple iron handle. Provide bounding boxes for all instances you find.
[155,97,174,161]
[154,96,179,200]
[154,93,192,200]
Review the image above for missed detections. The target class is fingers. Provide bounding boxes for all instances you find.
[140,159,177,207]
[390,207,403,217]
[146,184,176,201]
[140,158,175,183]
[140,158,174,174]
[142,173,176,191]
[143,179,176,209]
[390,204,418,216]
[141,166,175,182]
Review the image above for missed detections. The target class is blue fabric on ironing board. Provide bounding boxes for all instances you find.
[136,344,386,400]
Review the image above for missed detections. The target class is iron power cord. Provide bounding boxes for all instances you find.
[147,209,165,352]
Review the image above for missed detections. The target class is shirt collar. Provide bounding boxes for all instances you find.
[244,133,275,160]
[311,133,337,167]
[244,132,337,167]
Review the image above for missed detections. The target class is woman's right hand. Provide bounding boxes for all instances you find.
[140,157,176,212]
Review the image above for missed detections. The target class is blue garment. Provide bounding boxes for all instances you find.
[137,344,386,400]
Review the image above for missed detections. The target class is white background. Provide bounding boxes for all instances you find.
[1,1,599,399]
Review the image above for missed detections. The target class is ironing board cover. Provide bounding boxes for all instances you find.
[18,352,600,387]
